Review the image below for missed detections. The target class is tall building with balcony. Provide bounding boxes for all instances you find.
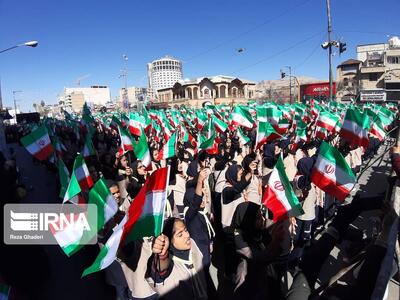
[147,56,183,95]
[336,59,362,101]
[356,36,400,101]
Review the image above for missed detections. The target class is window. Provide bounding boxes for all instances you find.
[387,56,400,64]
[343,78,349,87]
[369,73,379,81]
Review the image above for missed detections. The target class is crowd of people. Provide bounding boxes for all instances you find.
[1,100,399,300]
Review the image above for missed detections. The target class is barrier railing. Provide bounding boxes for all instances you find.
[371,120,400,300]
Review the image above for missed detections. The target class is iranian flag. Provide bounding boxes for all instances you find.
[58,158,70,199]
[262,156,304,222]
[20,125,54,160]
[200,133,218,155]
[54,178,119,257]
[129,112,144,136]
[52,136,67,158]
[82,214,128,277]
[121,167,170,244]
[213,115,228,133]
[266,107,282,126]
[237,127,250,145]
[88,178,119,231]
[370,119,386,142]
[230,106,253,129]
[315,126,328,140]
[63,153,94,203]
[181,126,197,148]
[255,121,280,150]
[119,126,134,152]
[81,167,171,274]
[340,108,370,148]
[158,132,177,160]
[50,210,91,257]
[82,134,96,157]
[134,131,151,167]
[316,111,340,132]
[275,118,290,135]
[311,141,356,201]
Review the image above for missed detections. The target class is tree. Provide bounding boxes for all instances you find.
[40,100,45,107]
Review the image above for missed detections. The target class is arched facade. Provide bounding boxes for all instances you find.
[156,75,255,104]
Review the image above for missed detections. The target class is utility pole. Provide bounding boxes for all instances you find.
[12,90,22,124]
[120,54,129,110]
[288,66,292,104]
[326,0,333,101]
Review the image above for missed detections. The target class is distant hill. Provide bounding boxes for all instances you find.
[254,76,326,102]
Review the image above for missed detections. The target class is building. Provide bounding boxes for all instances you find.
[157,75,256,107]
[63,86,111,108]
[118,86,156,106]
[255,76,324,103]
[336,59,362,101]
[147,56,183,94]
[357,36,400,101]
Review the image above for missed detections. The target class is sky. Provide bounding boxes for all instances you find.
[0,0,399,112]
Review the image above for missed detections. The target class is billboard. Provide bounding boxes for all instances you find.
[300,82,336,98]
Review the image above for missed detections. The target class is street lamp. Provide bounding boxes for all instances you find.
[0,40,39,54]
[0,40,38,157]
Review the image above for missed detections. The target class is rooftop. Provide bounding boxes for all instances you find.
[178,75,255,85]
[337,59,362,67]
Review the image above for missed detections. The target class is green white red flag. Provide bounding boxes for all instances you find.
[81,167,170,277]
[255,121,280,150]
[158,131,177,160]
[370,119,386,141]
[311,141,356,201]
[134,131,151,167]
[58,158,70,199]
[88,178,119,233]
[340,108,370,148]
[213,115,228,133]
[82,134,96,158]
[230,106,253,129]
[237,127,250,145]
[119,126,134,152]
[262,156,304,222]
[53,178,118,258]
[82,214,127,277]
[129,112,144,136]
[121,167,170,245]
[20,125,54,160]
[316,111,340,132]
[63,153,94,203]
[199,132,218,154]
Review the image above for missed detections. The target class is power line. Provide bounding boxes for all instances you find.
[183,0,315,62]
[293,36,325,70]
[232,30,324,75]
[340,30,400,36]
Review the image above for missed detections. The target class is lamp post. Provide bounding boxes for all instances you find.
[281,66,299,104]
[0,40,38,156]
[0,40,38,54]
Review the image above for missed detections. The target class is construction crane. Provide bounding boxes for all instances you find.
[76,74,91,86]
